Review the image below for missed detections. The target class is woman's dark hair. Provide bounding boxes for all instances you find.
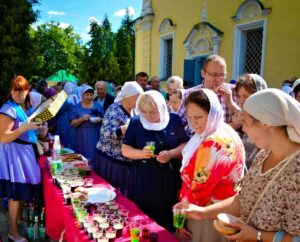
[235,74,257,94]
[184,90,210,113]
[294,84,300,97]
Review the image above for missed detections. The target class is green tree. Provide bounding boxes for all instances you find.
[32,22,84,79]
[0,0,39,104]
[115,9,135,85]
[86,15,119,85]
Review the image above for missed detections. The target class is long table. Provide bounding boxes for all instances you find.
[39,156,178,242]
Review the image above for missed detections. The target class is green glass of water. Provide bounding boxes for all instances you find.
[173,208,186,228]
[146,141,155,155]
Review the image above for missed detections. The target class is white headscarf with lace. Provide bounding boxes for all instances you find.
[137,90,170,131]
[181,89,224,171]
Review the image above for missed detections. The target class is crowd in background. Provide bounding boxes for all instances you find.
[0,54,299,242]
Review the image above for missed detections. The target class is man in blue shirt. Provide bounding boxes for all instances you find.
[94,80,115,112]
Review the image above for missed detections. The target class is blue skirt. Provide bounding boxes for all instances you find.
[0,141,42,202]
[94,149,130,195]
[127,159,181,232]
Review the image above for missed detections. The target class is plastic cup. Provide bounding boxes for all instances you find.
[129,222,140,242]
[84,178,93,188]
[146,141,155,154]
[140,220,150,239]
[113,220,124,238]
[106,227,116,242]
[98,236,109,242]
[173,208,186,228]
[93,231,103,242]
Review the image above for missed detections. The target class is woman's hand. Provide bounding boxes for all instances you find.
[225,221,258,242]
[82,114,90,121]
[141,146,153,159]
[231,111,243,130]
[20,120,42,132]
[156,150,172,163]
[216,84,233,105]
[173,202,208,220]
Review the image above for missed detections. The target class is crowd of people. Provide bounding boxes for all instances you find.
[0,54,299,242]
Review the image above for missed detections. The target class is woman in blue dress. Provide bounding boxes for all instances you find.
[56,82,79,149]
[122,90,189,232]
[0,75,42,242]
[70,85,104,165]
[94,81,144,194]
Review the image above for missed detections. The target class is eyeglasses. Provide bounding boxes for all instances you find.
[203,69,227,79]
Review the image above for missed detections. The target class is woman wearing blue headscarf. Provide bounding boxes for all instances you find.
[70,85,104,165]
[56,82,79,149]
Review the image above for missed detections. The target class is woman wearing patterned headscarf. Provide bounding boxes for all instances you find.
[231,73,268,168]
[175,89,245,242]
[122,90,189,232]
[94,81,144,194]
[174,89,300,242]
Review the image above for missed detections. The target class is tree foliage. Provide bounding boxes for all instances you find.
[0,2,136,104]
[0,0,39,103]
[115,10,135,84]
[32,22,84,79]
[84,15,121,85]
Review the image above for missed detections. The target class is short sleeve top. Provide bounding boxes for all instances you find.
[238,150,300,236]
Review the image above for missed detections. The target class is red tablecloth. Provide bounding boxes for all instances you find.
[39,156,178,242]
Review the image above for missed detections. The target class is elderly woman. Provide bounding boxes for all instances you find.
[70,85,104,164]
[169,89,185,113]
[122,90,189,232]
[177,89,245,242]
[175,89,300,242]
[231,74,268,168]
[94,81,144,192]
[0,76,42,242]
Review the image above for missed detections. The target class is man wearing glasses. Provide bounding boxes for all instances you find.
[178,55,239,136]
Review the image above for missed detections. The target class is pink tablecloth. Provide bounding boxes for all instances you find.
[39,156,178,242]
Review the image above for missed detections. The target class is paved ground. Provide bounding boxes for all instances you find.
[0,199,8,242]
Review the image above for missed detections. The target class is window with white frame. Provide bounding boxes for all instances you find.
[232,19,267,79]
[160,34,174,80]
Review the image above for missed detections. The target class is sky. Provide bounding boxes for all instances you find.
[33,0,142,42]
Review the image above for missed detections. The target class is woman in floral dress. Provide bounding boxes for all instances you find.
[178,89,245,242]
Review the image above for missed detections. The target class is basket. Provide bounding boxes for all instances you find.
[28,90,68,122]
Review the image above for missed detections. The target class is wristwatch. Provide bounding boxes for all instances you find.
[256,230,263,242]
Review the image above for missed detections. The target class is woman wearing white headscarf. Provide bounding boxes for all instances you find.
[174,89,245,242]
[122,90,189,232]
[231,73,268,168]
[94,81,144,193]
[174,89,300,242]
